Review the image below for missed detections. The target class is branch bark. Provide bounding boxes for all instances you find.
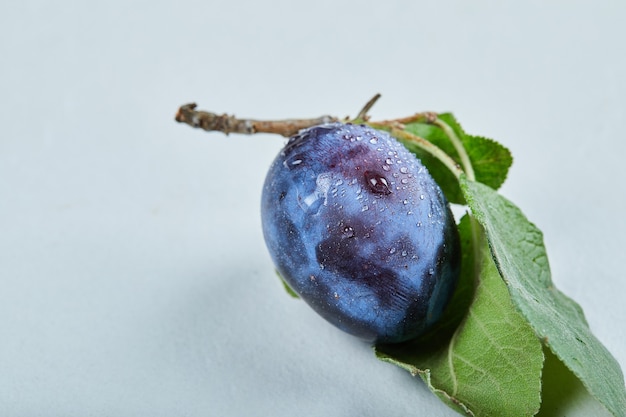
[175,103,339,137]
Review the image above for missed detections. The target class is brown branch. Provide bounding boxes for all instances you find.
[175,103,339,138]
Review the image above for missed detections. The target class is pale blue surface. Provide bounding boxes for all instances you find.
[1,1,624,416]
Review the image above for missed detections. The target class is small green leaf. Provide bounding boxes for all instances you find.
[461,178,626,417]
[376,215,544,417]
[401,114,512,204]
[275,269,299,298]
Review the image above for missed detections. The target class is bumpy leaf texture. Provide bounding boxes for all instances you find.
[461,178,626,417]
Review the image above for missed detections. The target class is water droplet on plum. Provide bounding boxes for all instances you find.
[364,171,392,195]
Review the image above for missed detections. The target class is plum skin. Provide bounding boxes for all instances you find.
[261,122,460,344]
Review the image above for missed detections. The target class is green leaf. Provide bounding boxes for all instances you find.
[464,134,512,191]
[376,215,544,417]
[538,346,613,416]
[460,178,626,417]
[401,114,512,204]
[275,269,299,298]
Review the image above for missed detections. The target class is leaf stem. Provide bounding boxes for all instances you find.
[434,119,476,182]
[368,123,464,180]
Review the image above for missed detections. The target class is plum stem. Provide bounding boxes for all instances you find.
[175,103,338,137]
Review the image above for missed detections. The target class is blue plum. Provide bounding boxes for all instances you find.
[261,123,460,343]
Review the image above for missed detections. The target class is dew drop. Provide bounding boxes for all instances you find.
[382,165,390,171]
[369,138,378,144]
[419,194,425,200]
[403,200,408,205]
[361,205,369,212]
[401,250,407,257]
[428,268,435,275]
[342,226,355,238]
[364,171,392,195]
[390,247,396,254]
[417,221,422,227]
[385,158,393,165]
[400,167,409,174]
[401,178,409,184]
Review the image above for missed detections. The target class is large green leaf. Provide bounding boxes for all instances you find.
[376,215,544,417]
[461,178,626,417]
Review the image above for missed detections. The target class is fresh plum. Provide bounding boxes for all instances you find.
[261,122,460,343]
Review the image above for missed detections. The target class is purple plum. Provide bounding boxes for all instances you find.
[261,122,460,343]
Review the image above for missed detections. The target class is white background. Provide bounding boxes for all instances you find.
[1,1,625,416]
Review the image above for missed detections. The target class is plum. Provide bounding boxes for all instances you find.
[261,122,460,343]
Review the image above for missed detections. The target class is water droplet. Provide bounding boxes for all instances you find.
[401,250,407,257]
[369,138,378,144]
[400,167,408,174]
[356,135,362,141]
[401,178,408,184]
[364,171,392,195]
[342,226,355,238]
[390,247,396,254]
[403,199,408,205]
[385,158,393,165]
[361,205,369,212]
[428,213,433,218]
[291,159,302,165]
[419,194,425,200]
[335,179,343,186]
[392,172,399,178]
[417,221,422,227]
[382,164,390,171]
[428,268,435,275]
